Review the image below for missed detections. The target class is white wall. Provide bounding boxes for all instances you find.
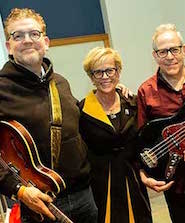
[48,41,104,100]
[0,11,104,100]
[100,0,185,93]
[1,2,185,97]
[0,14,8,68]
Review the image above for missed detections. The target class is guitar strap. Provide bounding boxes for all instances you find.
[49,79,62,169]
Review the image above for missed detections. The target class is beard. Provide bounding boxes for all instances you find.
[15,51,44,69]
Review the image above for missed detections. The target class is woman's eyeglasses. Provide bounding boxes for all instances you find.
[91,67,117,79]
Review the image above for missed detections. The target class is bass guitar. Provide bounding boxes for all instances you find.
[138,104,185,181]
[0,120,73,223]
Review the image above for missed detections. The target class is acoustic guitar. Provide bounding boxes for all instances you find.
[138,104,185,182]
[0,120,73,223]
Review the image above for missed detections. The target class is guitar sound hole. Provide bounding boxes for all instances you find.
[10,136,29,168]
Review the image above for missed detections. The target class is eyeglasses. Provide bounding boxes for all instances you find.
[155,46,183,58]
[9,30,43,42]
[91,67,118,79]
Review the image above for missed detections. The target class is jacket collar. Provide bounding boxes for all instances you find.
[157,68,179,92]
[5,55,53,81]
[82,90,113,127]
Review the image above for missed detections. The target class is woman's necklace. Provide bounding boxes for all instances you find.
[109,113,117,119]
[96,92,121,118]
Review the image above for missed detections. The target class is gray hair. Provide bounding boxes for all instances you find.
[152,24,184,50]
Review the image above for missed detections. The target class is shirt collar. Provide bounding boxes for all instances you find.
[157,68,178,91]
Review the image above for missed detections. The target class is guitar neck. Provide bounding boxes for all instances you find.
[48,203,73,223]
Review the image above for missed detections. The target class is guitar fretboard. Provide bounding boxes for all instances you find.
[48,203,73,223]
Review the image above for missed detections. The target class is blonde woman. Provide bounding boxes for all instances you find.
[79,47,152,223]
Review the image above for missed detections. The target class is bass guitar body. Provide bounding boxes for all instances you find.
[138,105,185,182]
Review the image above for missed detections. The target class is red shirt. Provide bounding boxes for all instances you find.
[138,69,185,129]
[137,68,185,193]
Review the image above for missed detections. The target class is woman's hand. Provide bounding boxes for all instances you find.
[116,83,133,99]
[18,186,56,221]
[140,169,174,193]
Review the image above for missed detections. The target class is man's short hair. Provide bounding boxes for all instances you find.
[152,23,184,50]
[4,8,46,40]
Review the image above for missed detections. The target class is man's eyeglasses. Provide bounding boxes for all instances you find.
[155,46,183,58]
[9,30,43,42]
[91,67,118,79]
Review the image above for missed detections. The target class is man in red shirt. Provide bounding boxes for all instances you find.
[137,24,185,223]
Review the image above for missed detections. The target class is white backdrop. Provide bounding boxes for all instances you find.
[1,1,185,97]
[100,0,185,93]
[48,41,105,100]
[0,14,8,68]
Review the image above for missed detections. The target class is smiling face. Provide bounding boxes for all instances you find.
[91,57,120,94]
[153,30,185,78]
[6,18,49,72]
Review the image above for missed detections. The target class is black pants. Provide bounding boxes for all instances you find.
[164,190,185,223]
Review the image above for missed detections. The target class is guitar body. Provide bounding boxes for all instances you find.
[0,120,65,193]
[138,105,185,181]
[0,120,73,222]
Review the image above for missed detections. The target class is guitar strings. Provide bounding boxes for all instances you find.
[143,124,185,158]
[142,128,184,165]
[0,156,28,185]
[150,126,185,157]
[142,127,185,165]
[0,157,73,222]
[142,124,185,165]
[155,131,184,159]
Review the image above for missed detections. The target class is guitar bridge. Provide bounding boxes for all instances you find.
[140,149,158,168]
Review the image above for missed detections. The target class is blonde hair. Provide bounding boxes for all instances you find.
[152,23,184,50]
[4,8,46,40]
[83,47,122,76]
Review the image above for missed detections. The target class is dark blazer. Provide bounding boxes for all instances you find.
[79,90,138,158]
[79,90,152,223]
